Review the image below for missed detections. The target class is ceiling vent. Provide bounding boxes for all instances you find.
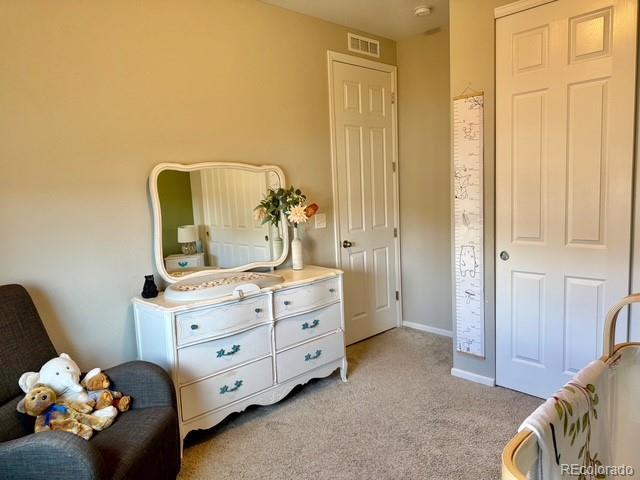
[348,33,380,58]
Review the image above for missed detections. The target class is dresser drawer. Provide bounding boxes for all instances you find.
[276,332,343,383]
[275,303,341,351]
[176,295,270,345]
[165,253,205,272]
[274,277,340,318]
[180,357,273,421]
[177,325,271,384]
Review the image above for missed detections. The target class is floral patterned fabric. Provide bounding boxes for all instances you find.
[519,346,640,479]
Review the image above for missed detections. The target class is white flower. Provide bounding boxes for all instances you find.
[287,204,308,224]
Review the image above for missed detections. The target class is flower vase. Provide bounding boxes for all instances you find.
[272,227,284,260]
[291,226,303,270]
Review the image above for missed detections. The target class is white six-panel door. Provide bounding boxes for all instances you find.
[496,0,637,397]
[330,57,399,345]
[195,169,270,268]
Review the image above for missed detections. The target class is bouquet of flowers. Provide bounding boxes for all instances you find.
[255,186,318,228]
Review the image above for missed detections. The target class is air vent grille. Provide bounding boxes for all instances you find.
[347,33,380,58]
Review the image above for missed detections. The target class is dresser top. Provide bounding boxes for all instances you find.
[133,265,342,311]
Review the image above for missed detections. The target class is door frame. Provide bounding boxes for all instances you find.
[326,50,403,327]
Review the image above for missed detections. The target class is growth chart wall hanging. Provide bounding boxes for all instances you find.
[453,91,485,357]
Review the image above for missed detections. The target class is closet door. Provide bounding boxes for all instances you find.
[495,0,637,398]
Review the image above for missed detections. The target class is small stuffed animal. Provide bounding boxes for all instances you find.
[19,354,94,413]
[17,384,117,440]
[82,369,132,412]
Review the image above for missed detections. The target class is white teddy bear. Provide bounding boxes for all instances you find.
[19,353,95,412]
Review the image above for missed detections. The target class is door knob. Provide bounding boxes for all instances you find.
[499,251,510,261]
[342,240,353,248]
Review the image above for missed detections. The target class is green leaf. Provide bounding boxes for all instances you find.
[563,413,568,435]
[586,384,595,393]
[593,409,598,420]
[565,401,573,416]
[582,413,588,432]
[568,423,575,436]
[554,402,563,419]
[578,445,585,458]
[593,393,599,405]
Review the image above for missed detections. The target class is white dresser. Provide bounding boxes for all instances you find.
[132,266,346,449]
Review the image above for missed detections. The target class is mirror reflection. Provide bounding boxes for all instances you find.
[157,167,285,274]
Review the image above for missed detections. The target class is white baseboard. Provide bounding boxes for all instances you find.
[402,321,453,338]
[450,368,495,387]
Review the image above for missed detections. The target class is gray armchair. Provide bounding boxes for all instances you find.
[0,284,181,480]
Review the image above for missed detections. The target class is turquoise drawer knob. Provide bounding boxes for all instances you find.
[219,379,243,394]
[190,324,199,330]
[301,319,320,330]
[329,288,336,293]
[216,344,240,358]
[178,261,188,268]
[254,308,262,313]
[304,349,322,361]
[284,300,291,306]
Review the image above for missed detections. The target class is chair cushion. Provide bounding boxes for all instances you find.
[0,396,35,443]
[90,406,180,480]
[0,285,57,405]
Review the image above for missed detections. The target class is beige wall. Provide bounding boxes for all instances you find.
[0,0,396,369]
[397,28,452,332]
[449,0,513,380]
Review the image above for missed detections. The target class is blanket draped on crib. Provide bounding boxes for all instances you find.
[519,347,640,479]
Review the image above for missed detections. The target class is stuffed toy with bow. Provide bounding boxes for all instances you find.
[17,384,117,440]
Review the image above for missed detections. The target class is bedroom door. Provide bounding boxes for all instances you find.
[495,0,637,398]
[329,53,400,345]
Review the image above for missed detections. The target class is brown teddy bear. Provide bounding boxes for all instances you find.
[17,384,117,440]
[81,369,131,412]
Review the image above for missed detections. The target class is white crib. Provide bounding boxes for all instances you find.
[502,293,640,479]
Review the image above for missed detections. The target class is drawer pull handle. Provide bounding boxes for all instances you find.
[283,300,292,306]
[219,379,243,394]
[254,308,262,313]
[216,344,241,357]
[301,319,320,330]
[178,261,188,268]
[329,288,336,293]
[304,349,322,361]
[190,324,199,330]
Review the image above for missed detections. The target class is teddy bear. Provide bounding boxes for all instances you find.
[17,384,117,440]
[19,353,95,413]
[81,368,132,412]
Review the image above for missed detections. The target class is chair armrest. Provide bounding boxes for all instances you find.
[0,431,107,480]
[104,361,176,409]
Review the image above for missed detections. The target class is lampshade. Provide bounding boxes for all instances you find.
[177,225,197,243]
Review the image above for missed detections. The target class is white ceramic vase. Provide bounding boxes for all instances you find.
[291,226,303,270]
[271,227,284,260]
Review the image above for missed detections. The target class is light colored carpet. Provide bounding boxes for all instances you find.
[179,327,541,480]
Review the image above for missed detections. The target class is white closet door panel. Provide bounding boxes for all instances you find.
[496,0,636,398]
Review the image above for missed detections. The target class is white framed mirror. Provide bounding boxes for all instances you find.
[150,162,289,283]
